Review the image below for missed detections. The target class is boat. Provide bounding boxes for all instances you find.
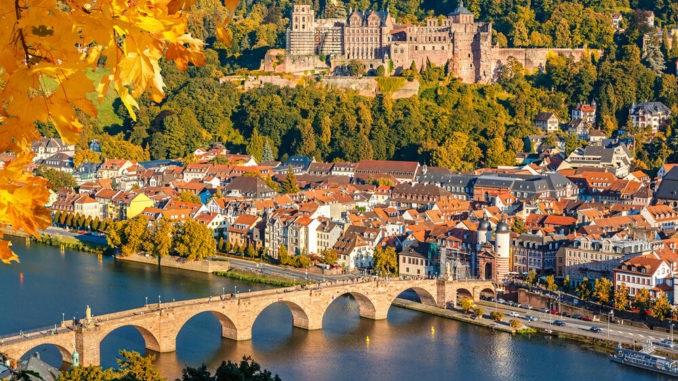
[610,342,678,377]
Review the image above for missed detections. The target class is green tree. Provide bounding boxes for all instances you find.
[652,292,671,320]
[576,278,593,301]
[644,34,666,74]
[376,65,385,77]
[247,128,265,162]
[278,243,289,265]
[346,59,365,76]
[35,165,77,190]
[593,278,613,305]
[280,166,300,194]
[511,218,527,233]
[179,191,202,204]
[373,246,398,277]
[246,243,257,258]
[174,219,216,261]
[614,283,629,311]
[179,356,281,381]
[633,288,651,315]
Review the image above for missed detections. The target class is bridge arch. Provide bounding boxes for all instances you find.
[479,287,496,299]
[252,299,315,333]
[99,324,161,353]
[19,343,72,367]
[389,286,437,307]
[322,291,378,321]
[176,310,239,342]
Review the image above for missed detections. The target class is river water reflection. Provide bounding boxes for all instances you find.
[0,238,670,380]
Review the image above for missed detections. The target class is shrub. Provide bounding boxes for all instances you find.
[509,319,520,329]
[490,311,504,321]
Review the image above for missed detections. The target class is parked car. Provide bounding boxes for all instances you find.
[507,311,521,318]
[498,299,506,304]
[538,307,549,313]
[550,310,559,315]
[580,316,592,321]
[658,339,675,348]
[525,315,538,322]
[524,304,533,310]
[589,327,601,333]
[553,320,566,326]
[571,314,581,320]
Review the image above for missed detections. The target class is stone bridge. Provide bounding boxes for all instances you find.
[0,279,494,367]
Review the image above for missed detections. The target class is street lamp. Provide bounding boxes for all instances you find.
[145,296,148,307]
[158,295,161,307]
[222,287,225,296]
[608,310,613,339]
[62,313,65,325]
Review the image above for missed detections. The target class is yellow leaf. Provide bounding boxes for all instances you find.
[215,16,232,47]
[167,0,198,14]
[0,240,18,264]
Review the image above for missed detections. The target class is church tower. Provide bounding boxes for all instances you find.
[494,215,511,282]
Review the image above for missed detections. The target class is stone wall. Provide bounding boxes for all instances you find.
[261,49,329,74]
[115,254,230,274]
[319,76,419,99]
[491,48,600,80]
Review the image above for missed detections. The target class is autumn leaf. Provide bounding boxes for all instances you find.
[167,0,198,14]
[0,240,18,264]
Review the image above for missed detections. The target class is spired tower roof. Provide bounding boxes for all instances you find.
[449,0,473,16]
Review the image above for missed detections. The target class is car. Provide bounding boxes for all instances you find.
[571,314,581,319]
[580,316,592,321]
[525,315,538,321]
[589,327,602,333]
[553,320,566,326]
[498,298,506,304]
[550,310,559,315]
[524,304,533,310]
[560,312,570,318]
[538,307,549,313]
[507,311,521,318]
[658,339,675,348]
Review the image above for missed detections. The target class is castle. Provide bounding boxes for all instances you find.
[279,2,596,84]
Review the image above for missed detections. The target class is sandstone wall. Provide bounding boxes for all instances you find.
[491,48,600,79]
[115,253,230,274]
[261,49,329,74]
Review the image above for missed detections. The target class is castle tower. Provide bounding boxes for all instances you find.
[477,217,490,246]
[287,5,316,55]
[494,216,511,283]
[449,0,474,24]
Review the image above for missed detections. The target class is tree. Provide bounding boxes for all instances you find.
[509,319,521,329]
[35,165,77,190]
[73,150,101,168]
[460,298,474,313]
[653,292,671,320]
[576,278,593,301]
[179,191,202,204]
[511,218,527,233]
[262,139,275,161]
[526,270,537,287]
[246,244,257,258]
[593,278,613,305]
[280,166,300,194]
[490,311,504,321]
[278,243,289,265]
[633,288,651,314]
[545,275,557,292]
[149,219,173,259]
[563,275,571,293]
[614,283,629,311]
[173,219,216,261]
[643,35,666,74]
[225,240,233,254]
[0,0,239,264]
[376,65,386,77]
[179,356,281,381]
[346,59,366,76]
[116,350,163,381]
[247,128,265,162]
[474,307,484,318]
[218,237,225,251]
[373,246,398,277]
[321,249,338,265]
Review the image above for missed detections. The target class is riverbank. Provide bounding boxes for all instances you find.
[1,227,107,254]
[392,298,519,334]
[214,268,309,287]
[115,253,231,273]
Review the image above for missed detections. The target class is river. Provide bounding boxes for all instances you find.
[0,237,670,380]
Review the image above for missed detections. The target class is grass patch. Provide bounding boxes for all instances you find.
[213,268,309,287]
[36,233,105,254]
[376,77,406,94]
[85,68,123,129]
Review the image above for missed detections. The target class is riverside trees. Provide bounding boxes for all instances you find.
[107,217,215,261]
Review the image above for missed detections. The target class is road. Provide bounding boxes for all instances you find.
[478,300,678,353]
[41,226,108,245]
[224,256,358,283]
